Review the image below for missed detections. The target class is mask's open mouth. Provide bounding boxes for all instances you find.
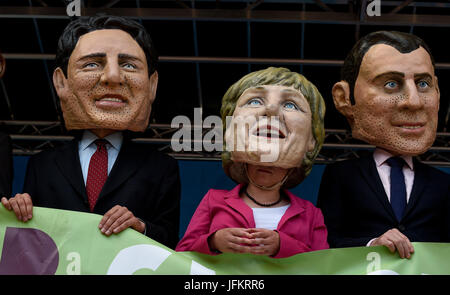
[253,125,286,139]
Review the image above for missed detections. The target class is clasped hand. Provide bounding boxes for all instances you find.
[209,227,280,256]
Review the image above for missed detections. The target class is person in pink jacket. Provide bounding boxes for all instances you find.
[176,67,328,258]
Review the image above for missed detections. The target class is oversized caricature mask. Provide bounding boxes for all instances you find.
[221,67,325,189]
[0,52,5,78]
[53,29,158,132]
[333,37,439,156]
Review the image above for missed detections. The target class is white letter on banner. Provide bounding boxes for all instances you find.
[107,244,172,275]
[66,252,81,275]
[366,252,381,273]
[190,260,215,275]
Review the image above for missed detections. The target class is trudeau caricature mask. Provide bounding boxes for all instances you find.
[333,32,439,156]
[221,67,325,188]
[53,29,158,132]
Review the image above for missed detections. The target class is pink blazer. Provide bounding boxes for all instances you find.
[176,184,329,258]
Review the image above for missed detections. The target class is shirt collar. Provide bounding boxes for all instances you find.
[373,148,414,170]
[80,130,123,151]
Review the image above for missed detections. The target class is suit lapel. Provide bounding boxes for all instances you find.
[55,139,88,203]
[358,155,397,221]
[402,158,427,220]
[97,139,144,201]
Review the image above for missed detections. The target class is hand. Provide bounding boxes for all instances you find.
[1,193,33,222]
[209,228,254,254]
[98,205,145,236]
[247,228,280,256]
[370,228,414,259]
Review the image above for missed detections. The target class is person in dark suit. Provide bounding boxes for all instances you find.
[0,132,12,199]
[0,52,13,200]
[1,15,181,249]
[317,31,450,259]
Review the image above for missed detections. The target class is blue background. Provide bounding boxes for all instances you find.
[11,156,450,238]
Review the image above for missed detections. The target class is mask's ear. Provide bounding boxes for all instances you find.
[53,67,69,100]
[332,81,354,125]
[148,71,159,103]
[0,54,5,78]
[434,75,440,111]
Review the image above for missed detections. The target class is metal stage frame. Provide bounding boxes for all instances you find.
[1,1,449,165]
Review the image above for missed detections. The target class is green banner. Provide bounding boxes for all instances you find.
[0,205,449,275]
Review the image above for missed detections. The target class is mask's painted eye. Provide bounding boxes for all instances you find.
[384,81,398,89]
[246,98,263,106]
[122,63,137,70]
[83,62,99,69]
[417,80,430,89]
[283,101,299,111]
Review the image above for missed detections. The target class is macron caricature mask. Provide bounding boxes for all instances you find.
[334,44,439,156]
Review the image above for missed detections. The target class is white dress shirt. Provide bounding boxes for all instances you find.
[367,148,415,246]
[373,148,415,203]
[252,205,290,230]
[78,130,123,185]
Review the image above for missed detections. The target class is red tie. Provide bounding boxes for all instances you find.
[86,139,108,212]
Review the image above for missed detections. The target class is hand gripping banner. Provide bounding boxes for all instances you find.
[0,205,449,275]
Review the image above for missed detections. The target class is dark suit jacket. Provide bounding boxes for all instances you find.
[23,137,181,249]
[317,155,450,248]
[0,132,13,198]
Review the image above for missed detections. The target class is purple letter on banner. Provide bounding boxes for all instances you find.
[0,227,59,274]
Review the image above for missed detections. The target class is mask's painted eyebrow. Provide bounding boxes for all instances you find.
[118,53,141,61]
[252,86,267,91]
[76,52,106,62]
[281,88,301,95]
[414,72,433,80]
[372,71,405,81]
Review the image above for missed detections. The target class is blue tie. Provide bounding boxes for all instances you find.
[386,157,407,222]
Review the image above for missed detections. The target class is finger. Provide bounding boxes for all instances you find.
[109,211,133,234]
[396,235,413,259]
[16,197,28,222]
[396,231,414,256]
[100,207,126,234]
[24,195,33,220]
[390,231,410,259]
[112,219,134,234]
[9,199,23,221]
[249,230,270,239]
[383,239,396,253]
[230,228,253,238]
[229,235,254,245]
[392,238,406,258]
[1,197,11,210]
[249,244,276,256]
[227,243,253,254]
[98,205,121,229]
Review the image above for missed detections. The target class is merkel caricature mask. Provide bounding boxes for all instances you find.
[333,31,439,156]
[53,29,158,132]
[221,67,325,189]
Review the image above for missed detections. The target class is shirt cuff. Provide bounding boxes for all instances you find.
[137,218,147,235]
[367,238,377,247]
